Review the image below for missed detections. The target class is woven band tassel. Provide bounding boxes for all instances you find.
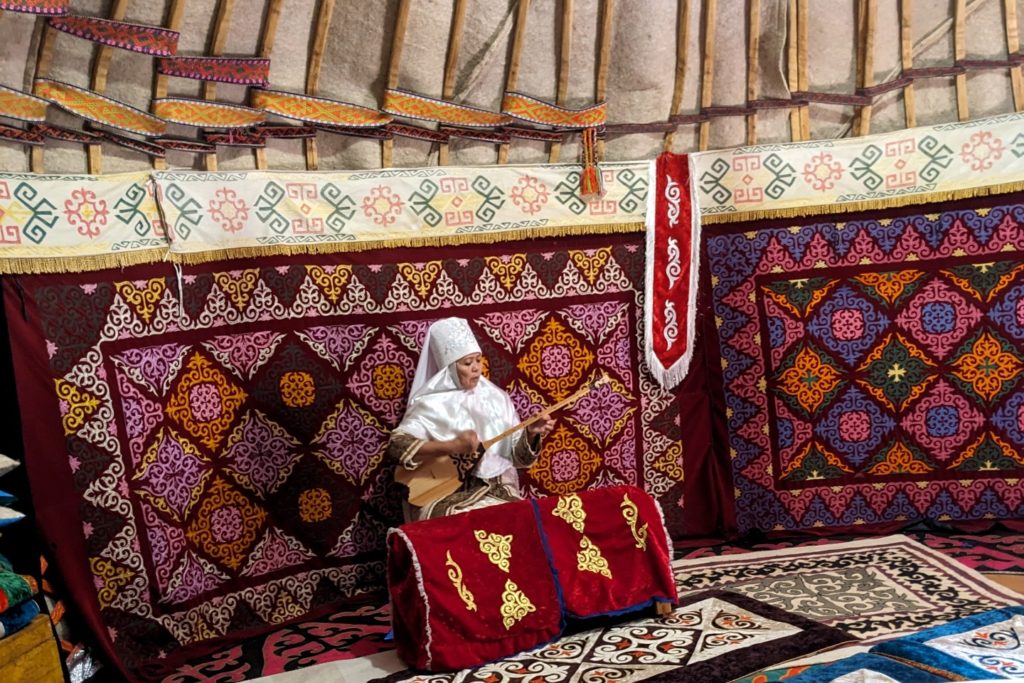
[579,126,604,199]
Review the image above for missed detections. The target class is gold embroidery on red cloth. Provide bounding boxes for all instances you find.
[474,530,512,573]
[620,494,649,550]
[577,536,612,579]
[551,493,586,532]
[445,550,477,612]
[500,578,535,629]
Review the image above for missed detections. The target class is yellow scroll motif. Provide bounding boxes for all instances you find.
[620,494,649,551]
[577,536,612,579]
[552,494,586,533]
[500,578,536,630]
[445,550,477,612]
[474,530,513,573]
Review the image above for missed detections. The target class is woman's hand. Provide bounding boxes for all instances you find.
[526,412,555,438]
[450,430,480,454]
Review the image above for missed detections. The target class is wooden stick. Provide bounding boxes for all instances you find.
[383,0,412,168]
[1005,0,1024,110]
[254,0,285,170]
[697,0,717,151]
[481,374,608,449]
[787,0,800,141]
[439,0,469,166]
[796,0,809,140]
[549,0,574,163]
[856,0,877,136]
[900,0,916,127]
[31,18,57,172]
[200,0,236,171]
[663,0,690,151]
[86,0,129,174]
[954,0,969,121]
[304,0,335,171]
[499,0,532,164]
[151,0,187,171]
[595,0,615,160]
[746,0,761,145]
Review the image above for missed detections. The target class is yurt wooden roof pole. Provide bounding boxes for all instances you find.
[438,0,468,166]
[203,0,236,171]
[304,0,335,170]
[1003,0,1024,110]
[383,0,412,168]
[595,0,614,160]
[549,0,574,163]
[86,0,130,174]
[152,0,188,171]
[855,0,877,136]
[955,0,969,121]
[796,0,809,140]
[30,16,58,171]
[900,0,916,128]
[786,0,799,141]
[253,0,284,170]
[663,0,690,152]
[498,0,531,164]
[746,0,761,145]
[698,0,717,151]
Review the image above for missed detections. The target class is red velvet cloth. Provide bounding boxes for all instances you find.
[535,484,677,618]
[388,485,677,671]
[388,499,561,671]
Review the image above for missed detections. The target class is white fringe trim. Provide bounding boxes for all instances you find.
[389,527,434,669]
[644,155,702,390]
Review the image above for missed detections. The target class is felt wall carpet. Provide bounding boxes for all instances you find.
[2,232,698,681]
[706,192,1024,533]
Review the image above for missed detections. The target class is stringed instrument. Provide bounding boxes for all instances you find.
[395,373,609,507]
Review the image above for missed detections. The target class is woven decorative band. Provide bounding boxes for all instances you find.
[157,56,270,86]
[258,124,316,139]
[382,89,509,128]
[151,98,265,129]
[34,124,102,143]
[203,130,265,148]
[0,123,43,145]
[153,137,216,153]
[502,92,607,128]
[34,79,167,136]
[99,131,166,158]
[0,85,49,123]
[315,124,393,140]
[440,126,511,144]
[0,0,67,14]
[48,15,179,56]
[388,123,449,143]
[505,126,565,142]
[251,89,391,127]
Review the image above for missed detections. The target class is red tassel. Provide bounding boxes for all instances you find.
[578,126,605,200]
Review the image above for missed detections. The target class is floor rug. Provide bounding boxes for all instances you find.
[677,528,1024,575]
[367,590,852,683]
[674,534,1024,645]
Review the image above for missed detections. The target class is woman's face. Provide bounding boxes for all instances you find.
[455,352,483,390]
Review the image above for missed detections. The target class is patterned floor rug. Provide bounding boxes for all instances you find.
[368,590,852,683]
[677,528,1024,575]
[674,534,1024,645]
[165,533,1023,682]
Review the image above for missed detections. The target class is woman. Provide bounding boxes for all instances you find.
[388,317,554,521]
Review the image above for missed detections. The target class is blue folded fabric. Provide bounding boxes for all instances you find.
[871,606,1024,680]
[0,490,16,505]
[785,652,948,682]
[0,599,40,638]
[0,506,24,527]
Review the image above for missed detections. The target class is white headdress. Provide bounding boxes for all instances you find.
[398,317,521,480]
